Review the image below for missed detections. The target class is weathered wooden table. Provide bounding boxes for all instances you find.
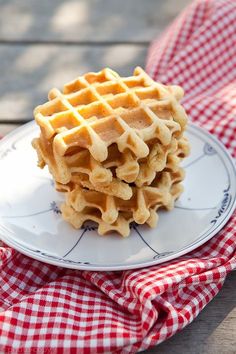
[0,1,235,353]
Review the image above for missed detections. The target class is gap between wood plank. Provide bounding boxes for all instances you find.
[0,119,31,124]
[0,40,149,46]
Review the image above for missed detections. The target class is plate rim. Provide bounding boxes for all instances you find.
[0,121,236,271]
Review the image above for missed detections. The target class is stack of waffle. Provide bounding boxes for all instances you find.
[32,67,190,237]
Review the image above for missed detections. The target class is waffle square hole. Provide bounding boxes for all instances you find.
[77,101,111,120]
[123,77,145,89]
[121,107,153,129]
[94,116,125,141]
[96,83,125,97]
[108,93,138,110]
[85,71,111,84]
[38,98,68,117]
[68,89,98,107]
[50,111,81,131]
[135,87,161,100]
[63,79,88,94]
[150,104,172,119]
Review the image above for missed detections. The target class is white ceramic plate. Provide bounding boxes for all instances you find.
[0,122,235,271]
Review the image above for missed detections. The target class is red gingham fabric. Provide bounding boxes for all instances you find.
[1,0,236,352]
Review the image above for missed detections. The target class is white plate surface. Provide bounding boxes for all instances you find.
[0,122,235,271]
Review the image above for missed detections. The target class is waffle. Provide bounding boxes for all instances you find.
[62,166,184,226]
[34,67,187,164]
[61,170,184,237]
[61,204,133,237]
[135,135,189,187]
[32,67,190,237]
[33,136,133,199]
[53,135,189,195]
[33,133,189,195]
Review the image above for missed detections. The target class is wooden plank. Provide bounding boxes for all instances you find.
[0,124,20,136]
[142,271,236,354]
[0,44,147,121]
[0,0,191,42]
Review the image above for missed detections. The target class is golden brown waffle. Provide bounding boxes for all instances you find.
[55,173,132,200]
[61,172,184,237]
[33,134,189,194]
[32,67,190,236]
[53,135,189,196]
[62,167,184,227]
[33,136,133,199]
[61,180,184,237]
[135,135,190,186]
[61,205,134,237]
[34,67,187,166]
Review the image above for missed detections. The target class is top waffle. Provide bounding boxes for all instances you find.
[34,67,188,164]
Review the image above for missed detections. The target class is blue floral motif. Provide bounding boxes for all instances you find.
[0,130,27,160]
[203,143,216,156]
[184,142,216,169]
[0,148,14,160]
[211,186,232,225]
[81,224,98,231]
[50,201,61,214]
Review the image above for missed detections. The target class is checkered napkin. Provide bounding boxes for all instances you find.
[1,0,236,352]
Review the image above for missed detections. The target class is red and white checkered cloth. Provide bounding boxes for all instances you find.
[1,0,236,352]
